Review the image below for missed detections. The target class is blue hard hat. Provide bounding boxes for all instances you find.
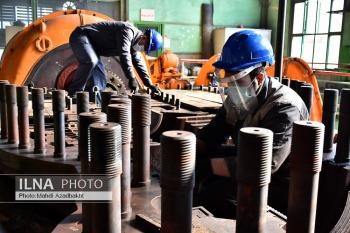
[146,29,163,54]
[213,30,275,71]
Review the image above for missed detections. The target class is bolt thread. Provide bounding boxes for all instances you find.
[107,104,131,144]
[79,112,106,170]
[110,96,131,105]
[76,91,89,114]
[291,121,324,173]
[132,94,151,126]
[160,131,196,189]
[89,122,122,178]
[237,127,273,186]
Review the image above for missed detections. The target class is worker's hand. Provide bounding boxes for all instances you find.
[149,85,161,95]
[128,79,139,94]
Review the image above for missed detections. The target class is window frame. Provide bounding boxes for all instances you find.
[289,0,345,70]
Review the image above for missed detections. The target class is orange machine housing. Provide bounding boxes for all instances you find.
[0,10,111,85]
[148,50,188,89]
[0,10,146,90]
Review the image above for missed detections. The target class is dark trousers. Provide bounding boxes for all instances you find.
[68,28,107,98]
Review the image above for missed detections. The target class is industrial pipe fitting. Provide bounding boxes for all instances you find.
[160,130,196,233]
[287,121,324,233]
[131,93,151,187]
[89,122,122,233]
[107,104,132,219]
[31,88,46,154]
[322,89,338,153]
[78,112,106,233]
[236,127,273,233]
[52,90,66,158]
[335,89,350,163]
[76,91,90,115]
[17,86,30,149]
[298,84,313,115]
[5,84,19,145]
[0,80,9,139]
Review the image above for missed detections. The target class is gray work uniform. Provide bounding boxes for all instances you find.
[195,77,309,218]
[68,21,152,95]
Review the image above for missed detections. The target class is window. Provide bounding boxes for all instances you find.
[290,0,344,69]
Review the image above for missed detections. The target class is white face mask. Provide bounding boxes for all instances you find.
[133,43,144,52]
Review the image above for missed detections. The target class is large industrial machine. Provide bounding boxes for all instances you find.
[0,9,137,94]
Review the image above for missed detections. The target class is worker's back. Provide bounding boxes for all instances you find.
[79,21,142,56]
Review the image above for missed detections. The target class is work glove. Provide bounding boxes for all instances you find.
[128,78,139,94]
[149,85,161,95]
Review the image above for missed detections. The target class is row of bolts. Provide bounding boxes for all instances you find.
[0,78,349,233]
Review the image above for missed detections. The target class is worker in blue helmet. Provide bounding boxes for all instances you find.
[194,30,308,218]
[68,21,162,99]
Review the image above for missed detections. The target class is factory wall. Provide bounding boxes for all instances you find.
[127,0,263,56]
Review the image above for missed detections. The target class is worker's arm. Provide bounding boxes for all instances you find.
[119,28,137,83]
[196,106,233,157]
[260,103,307,173]
[131,51,153,87]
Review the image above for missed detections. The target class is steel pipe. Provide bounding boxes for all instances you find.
[287,121,324,233]
[52,90,66,158]
[17,86,30,149]
[236,127,273,233]
[131,94,151,187]
[5,84,19,145]
[322,89,338,153]
[31,88,46,154]
[90,122,122,233]
[107,104,132,219]
[335,89,350,163]
[160,130,196,233]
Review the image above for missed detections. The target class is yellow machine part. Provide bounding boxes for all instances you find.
[266,57,323,122]
[193,54,322,122]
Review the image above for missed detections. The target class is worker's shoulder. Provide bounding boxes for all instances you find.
[267,77,308,118]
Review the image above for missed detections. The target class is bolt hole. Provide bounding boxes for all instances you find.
[254,129,259,132]
[177,132,182,135]
[306,121,312,125]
